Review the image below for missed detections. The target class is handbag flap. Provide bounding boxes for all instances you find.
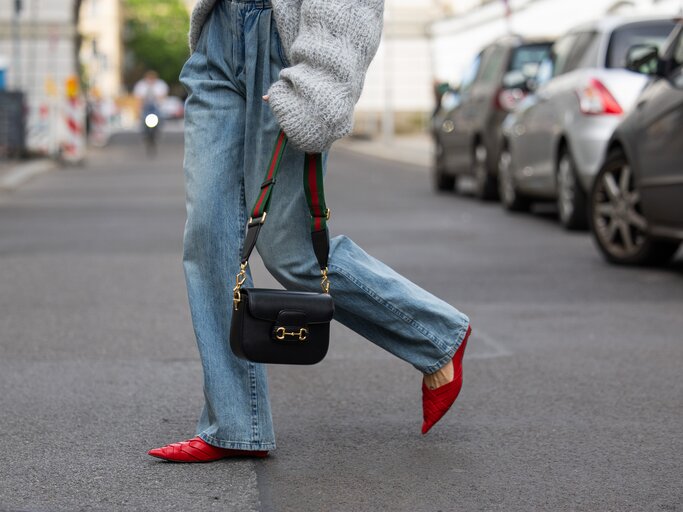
[243,288,334,324]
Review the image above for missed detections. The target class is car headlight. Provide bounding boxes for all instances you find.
[145,113,159,128]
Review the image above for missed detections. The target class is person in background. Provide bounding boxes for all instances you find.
[133,71,168,155]
[133,70,168,115]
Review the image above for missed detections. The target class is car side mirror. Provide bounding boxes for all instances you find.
[440,89,461,111]
[625,44,662,76]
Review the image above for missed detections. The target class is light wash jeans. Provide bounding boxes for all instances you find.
[179,0,470,451]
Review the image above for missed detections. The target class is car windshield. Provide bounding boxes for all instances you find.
[606,21,676,68]
[509,43,552,75]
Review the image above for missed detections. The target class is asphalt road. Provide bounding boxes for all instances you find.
[1,131,682,512]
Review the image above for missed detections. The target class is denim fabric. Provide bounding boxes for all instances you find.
[179,0,470,451]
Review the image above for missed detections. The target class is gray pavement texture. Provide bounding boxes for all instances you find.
[1,131,682,512]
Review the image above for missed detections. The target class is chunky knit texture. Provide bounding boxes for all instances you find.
[188,0,385,153]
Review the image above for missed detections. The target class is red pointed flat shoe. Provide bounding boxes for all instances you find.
[421,325,472,434]
[147,437,268,462]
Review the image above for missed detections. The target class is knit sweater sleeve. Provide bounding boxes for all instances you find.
[267,0,384,153]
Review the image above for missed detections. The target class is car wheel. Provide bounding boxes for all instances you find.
[498,145,530,212]
[473,142,498,200]
[433,140,456,192]
[589,149,680,265]
[557,149,588,230]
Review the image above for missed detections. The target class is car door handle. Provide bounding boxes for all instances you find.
[636,99,647,109]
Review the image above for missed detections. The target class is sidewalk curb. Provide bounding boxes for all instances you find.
[335,137,432,170]
[0,159,57,192]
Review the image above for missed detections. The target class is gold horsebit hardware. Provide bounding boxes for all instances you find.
[275,327,308,341]
[232,262,248,310]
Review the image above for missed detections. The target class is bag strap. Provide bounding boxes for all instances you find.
[233,130,330,310]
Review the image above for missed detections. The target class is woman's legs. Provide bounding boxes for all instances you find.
[176,0,470,453]
[179,0,278,451]
[241,41,471,375]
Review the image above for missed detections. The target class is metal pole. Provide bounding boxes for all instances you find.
[12,0,23,90]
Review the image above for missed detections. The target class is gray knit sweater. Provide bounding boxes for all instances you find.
[188,0,384,153]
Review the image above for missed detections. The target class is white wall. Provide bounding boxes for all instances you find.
[358,37,434,113]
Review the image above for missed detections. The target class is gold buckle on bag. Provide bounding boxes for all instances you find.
[320,267,330,294]
[275,327,308,341]
[232,262,248,310]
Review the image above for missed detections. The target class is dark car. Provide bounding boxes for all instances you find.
[432,35,553,199]
[589,22,683,265]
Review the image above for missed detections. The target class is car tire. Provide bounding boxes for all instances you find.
[557,148,588,230]
[433,140,456,192]
[473,142,498,201]
[589,149,681,266]
[498,144,531,212]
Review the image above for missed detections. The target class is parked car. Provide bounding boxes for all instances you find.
[432,35,553,199]
[499,17,677,229]
[589,22,683,265]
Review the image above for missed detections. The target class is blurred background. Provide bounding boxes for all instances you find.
[1,1,683,509]
[2,0,681,144]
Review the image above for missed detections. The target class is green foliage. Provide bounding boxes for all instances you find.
[123,0,190,93]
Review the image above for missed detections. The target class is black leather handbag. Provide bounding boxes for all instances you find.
[230,130,334,365]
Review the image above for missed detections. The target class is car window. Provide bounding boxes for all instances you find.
[459,53,482,94]
[606,21,677,68]
[508,43,552,76]
[564,31,599,73]
[477,46,507,85]
[575,32,601,68]
[551,34,578,76]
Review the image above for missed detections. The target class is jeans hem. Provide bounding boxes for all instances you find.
[421,323,470,375]
[330,262,469,374]
[198,432,276,451]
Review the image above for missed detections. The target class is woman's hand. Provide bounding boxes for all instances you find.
[262,95,269,103]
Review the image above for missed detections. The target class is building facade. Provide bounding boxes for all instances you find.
[0,0,82,154]
[78,0,124,100]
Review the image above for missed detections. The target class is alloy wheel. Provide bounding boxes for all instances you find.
[592,163,647,259]
[556,150,587,230]
[433,140,456,192]
[473,143,497,200]
[557,155,576,224]
[498,148,515,206]
[475,144,487,185]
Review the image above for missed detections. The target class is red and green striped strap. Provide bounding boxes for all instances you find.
[242,130,329,272]
[304,150,328,232]
[250,130,288,220]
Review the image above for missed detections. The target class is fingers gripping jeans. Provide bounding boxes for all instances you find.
[179,0,470,450]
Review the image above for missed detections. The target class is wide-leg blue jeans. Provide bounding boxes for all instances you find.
[179,0,470,451]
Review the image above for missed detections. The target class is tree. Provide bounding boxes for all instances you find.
[122,0,190,94]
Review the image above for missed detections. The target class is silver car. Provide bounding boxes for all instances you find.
[589,22,683,265]
[499,16,677,229]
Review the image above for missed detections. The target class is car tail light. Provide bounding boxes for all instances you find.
[577,78,623,115]
[496,88,527,112]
